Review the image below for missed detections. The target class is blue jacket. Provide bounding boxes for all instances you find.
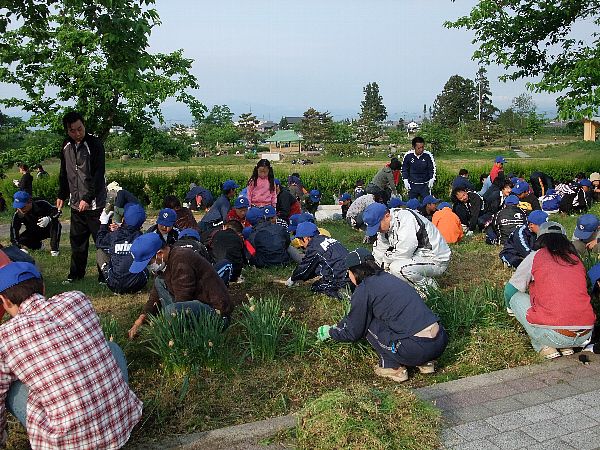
[200,194,231,225]
[97,224,148,293]
[401,150,436,184]
[114,189,140,208]
[499,225,536,267]
[330,272,440,344]
[291,234,349,296]
[248,221,291,267]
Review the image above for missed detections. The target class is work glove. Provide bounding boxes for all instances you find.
[466,230,474,237]
[99,210,113,225]
[37,216,51,228]
[317,325,332,341]
[403,179,411,191]
[428,179,435,190]
[285,277,295,287]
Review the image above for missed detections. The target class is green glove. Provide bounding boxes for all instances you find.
[317,325,332,341]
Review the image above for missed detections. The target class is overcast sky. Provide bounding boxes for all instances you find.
[1,1,594,123]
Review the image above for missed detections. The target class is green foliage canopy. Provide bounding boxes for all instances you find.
[432,75,478,127]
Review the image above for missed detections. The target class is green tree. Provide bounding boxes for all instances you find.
[330,121,354,144]
[418,121,457,154]
[278,117,289,130]
[357,82,387,146]
[300,107,333,149]
[475,67,498,122]
[432,75,478,127]
[202,105,234,127]
[237,113,260,147]
[523,112,545,139]
[0,0,204,140]
[446,1,600,119]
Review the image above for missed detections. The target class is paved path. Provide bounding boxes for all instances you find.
[512,146,531,158]
[416,353,600,450]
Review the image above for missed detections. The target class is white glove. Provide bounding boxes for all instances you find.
[285,277,295,287]
[12,179,19,187]
[37,216,51,228]
[403,179,411,191]
[99,210,113,225]
[466,230,474,237]
[428,179,435,189]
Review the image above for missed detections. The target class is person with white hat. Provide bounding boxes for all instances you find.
[105,181,140,225]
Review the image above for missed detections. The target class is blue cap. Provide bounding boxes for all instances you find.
[274,178,281,186]
[495,156,506,163]
[242,226,253,239]
[309,189,321,202]
[222,180,239,191]
[580,179,592,188]
[574,214,599,240]
[295,222,319,238]
[387,197,405,208]
[512,181,530,195]
[510,177,520,185]
[190,186,214,208]
[157,208,177,227]
[129,233,164,273]
[406,198,421,210]
[178,228,201,241]
[339,193,351,202]
[422,195,440,205]
[263,205,277,218]
[437,202,451,210]
[504,195,519,206]
[527,210,549,225]
[0,262,41,293]
[12,191,31,209]
[123,203,146,229]
[246,207,263,226]
[363,202,388,236]
[302,212,316,223]
[234,196,249,209]
[589,263,600,292]
[288,213,304,233]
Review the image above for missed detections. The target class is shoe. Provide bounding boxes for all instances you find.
[235,275,245,283]
[559,348,574,356]
[539,346,561,359]
[374,365,408,382]
[506,307,515,317]
[50,251,59,257]
[417,361,436,374]
[62,278,74,285]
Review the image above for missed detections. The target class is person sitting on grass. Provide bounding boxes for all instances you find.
[247,207,291,268]
[285,222,349,298]
[499,210,548,268]
[304,189,321,216]
[483,179,513,217]
[0,262,142,448]
[164,194,199,231]
[146,207,179,245]
[338,193,352,219]
[226,195,251,227]
[199,179,238,233]
[206,220,246,283]
[184,184,214,211]
[275,178,302,222]
[316,248,448,383]
[419,195,440,221]
[485,195,527,245]
[559,179,593,214]
[96,203,149,294]
[345,186,385,230]
[105,181,140,225]
[504,221,595,359]
[571,214,599,257]
[128,233,234,339]
[451,186,484,235]
[247,159,277,207]
[452,168,475,191]
[432,202,463,244]
[512,180,541,212]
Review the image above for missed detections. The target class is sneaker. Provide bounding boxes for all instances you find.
[50,251,60,257]
[506,307,515,317]
[539,346,560,359]
[417,361,436,374]
[62,278,74,285]
[374,365,409,383]
[559,348,574,356]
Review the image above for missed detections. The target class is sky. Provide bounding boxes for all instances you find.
[0,1,594,124]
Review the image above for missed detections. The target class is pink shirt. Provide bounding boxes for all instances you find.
[247,177,276,207]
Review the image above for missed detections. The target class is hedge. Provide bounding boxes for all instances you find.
[1,158,597,208]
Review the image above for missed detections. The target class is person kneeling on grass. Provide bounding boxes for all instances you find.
[286,222,349,298]
[127,233,233,339]
[316,248,448,383]
[504,221,595,359]
[0,262,142,448]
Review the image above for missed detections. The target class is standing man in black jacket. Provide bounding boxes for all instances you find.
[56,111,107,283]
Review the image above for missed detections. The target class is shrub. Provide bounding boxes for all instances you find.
[323,143,363,157]
[297,385,440,450]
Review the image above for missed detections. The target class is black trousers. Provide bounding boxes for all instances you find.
[69,209,101,280]
[17,220,61,252]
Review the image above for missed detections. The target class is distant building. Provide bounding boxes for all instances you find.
[257,121,278,132]
[284,116,304,127]
[109,126,126,135]
[406,121,420,133]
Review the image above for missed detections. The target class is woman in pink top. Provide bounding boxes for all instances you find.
[505,221,595,359]
[247,159,277,207]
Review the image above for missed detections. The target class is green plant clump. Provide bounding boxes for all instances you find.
[296,384,440,450]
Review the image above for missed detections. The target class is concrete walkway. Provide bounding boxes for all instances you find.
[512,146,531,158]
[415,352,600,450]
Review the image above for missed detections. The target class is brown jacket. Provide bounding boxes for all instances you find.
[145,246,233,316]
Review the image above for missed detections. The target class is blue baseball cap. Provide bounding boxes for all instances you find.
[512,181,530,195]
[339,193,351,202]
[504,195,519,206]
[288,213,305,233]
[246,207,263,225]
[156,208,177,227]
[190,186,214,208]
[309,189,321,202]
[0,262,41,293]
[222,180,239,191]
[580,179,592,188]
[263,205,277,218]
[527,210,549,225]
[302,212,316,223]
[437,202,451,210]
[129,233,164,273]
[295,222,319,238]
[242,226,253,239]
[422,195,440,205]
[234,196,249,209]
[178,228,201,241]
[495,156,506,163]
[387,197,405,208]
[363,202,388,237]
[589,263,600,293]
[574,214,599,240]
[123,203,146,229]
[274,178,281,186]
[406,198,421,210]
[12,191,31,209]
[345,247,374,269]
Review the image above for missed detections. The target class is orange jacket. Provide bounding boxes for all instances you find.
[432,207,464,244]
